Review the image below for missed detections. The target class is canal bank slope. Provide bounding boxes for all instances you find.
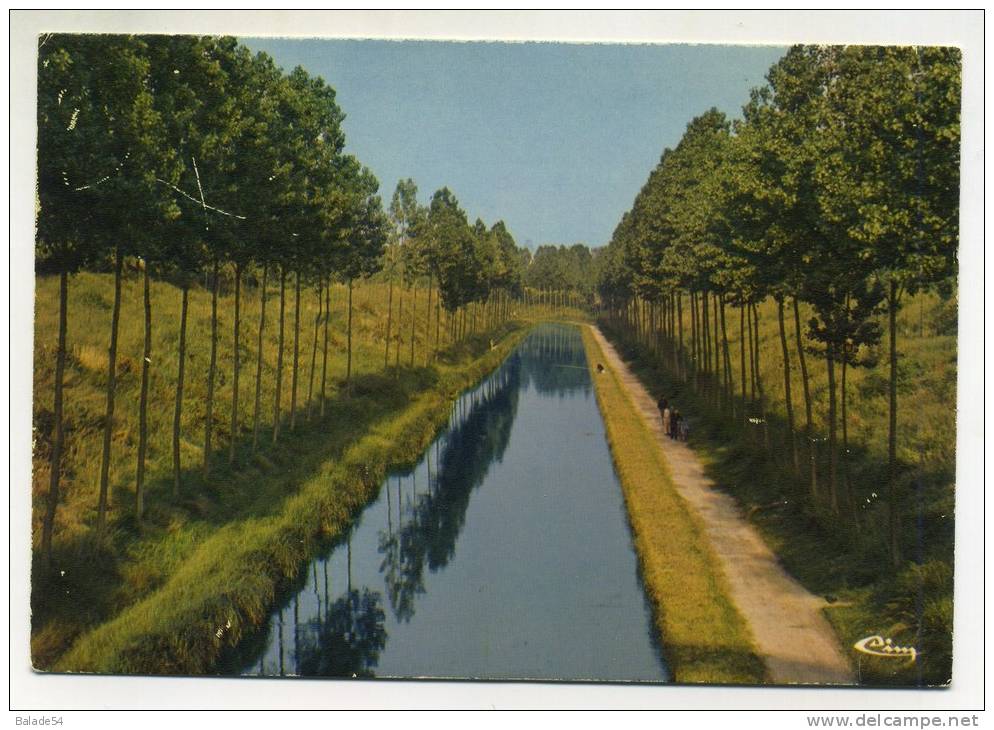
[51,324,532,675]
[585,325,854,686]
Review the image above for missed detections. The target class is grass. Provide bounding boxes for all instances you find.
[598,288,956,686]
[31,268,547,672]
[579,325,768,685]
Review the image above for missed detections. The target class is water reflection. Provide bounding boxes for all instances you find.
[518,324,592,398]
[380,357,521,622]
[226,325,668,681]
[295,585,388,678]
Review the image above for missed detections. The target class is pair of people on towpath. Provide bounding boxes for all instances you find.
[657,395,689,442]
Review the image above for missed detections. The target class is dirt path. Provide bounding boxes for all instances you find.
[590,325,854,685]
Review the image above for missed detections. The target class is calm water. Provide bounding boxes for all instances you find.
[223,324,668,682]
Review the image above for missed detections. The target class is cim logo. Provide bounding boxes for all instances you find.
[853,635,918,662]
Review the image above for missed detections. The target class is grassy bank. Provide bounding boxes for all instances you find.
[580,326,768,685]
[598,317,952,686]
[31,269,533,671]
[53,322,527,674]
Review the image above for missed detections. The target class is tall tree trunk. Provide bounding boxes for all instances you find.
[229,263,242,465]
[346,278,354,382]
[172,283,189,497]
[41,270,69,565]
[272,266,286,444]
[677,292,684,380]
[306,278,322,420]
[632,296,639,342]
[435,282,441,359]
[739,301,747,428]
[671,292,678,372]
[887,278,900,565]
[97,250,123,531]
[658,297,664,357]
[752,302,769,450]
[425,274,433,366]
[713,293,721,408]
[652,300,660,357]
[747,300,757,402]
[289,270,301,432]
[395,288,403,371]
[826,347,839,514]
[252,265,268,452]
[701,290,711,392]
[320,275,330,417]
[719,294,732,417]
[842,352,852,517]
[662,297,668,360]
[690,291,698,381]
[793,297,816,498]
[920,293,926,338]
[136,263,152,522]
[777,296,799,476]
[384,278,393,369]
[410,285,417,366]
[640,299,651,347]
[205,258,219,474]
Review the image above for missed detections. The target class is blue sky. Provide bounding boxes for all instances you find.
[242,39,785,249]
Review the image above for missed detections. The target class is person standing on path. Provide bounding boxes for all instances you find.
[662,405,671,438]
[671,409,682,440]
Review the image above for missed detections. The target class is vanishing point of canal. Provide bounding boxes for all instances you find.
[223,324,669,682]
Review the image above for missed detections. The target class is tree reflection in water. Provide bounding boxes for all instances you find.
[377,325,590,623]
[232,325,603,678]
[294,586,387,677]
[379,353,521,621]
[518,324,590,399]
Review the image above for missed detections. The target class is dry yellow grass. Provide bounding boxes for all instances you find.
[581,325,768,684]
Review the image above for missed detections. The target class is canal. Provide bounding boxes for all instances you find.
[223,323,668,682]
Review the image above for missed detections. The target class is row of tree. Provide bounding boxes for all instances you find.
[521,243,599,304]
[35,34,525,565]
[597,45,960,566]
[379,179,526,371]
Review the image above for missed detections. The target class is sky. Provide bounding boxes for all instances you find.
[242,39,786,250]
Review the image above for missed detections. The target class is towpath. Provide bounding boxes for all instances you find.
[590,325,854,685]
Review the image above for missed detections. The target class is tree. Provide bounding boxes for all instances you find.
[425,188,478,336]
[386,179,424,369]
[37,34,171,539]
[339,164,388,381]
[741,46,845,493]
[815,45,960,561]
[143,35,251,488]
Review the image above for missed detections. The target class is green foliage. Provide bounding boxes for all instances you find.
[47,312,529,674]
[596,40,959,565]
[599,287,956,686]
[425,187,480,312]
[33,33,540,670]
[36,34,169,273]
[524,243,598,301]
[31,270,529,670]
